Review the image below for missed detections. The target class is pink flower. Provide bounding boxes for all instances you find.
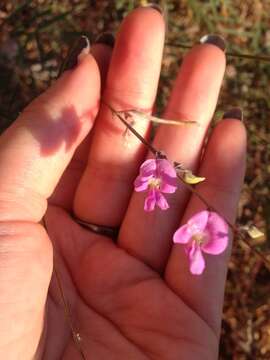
[173,210,229,275]
[134,158,177,211]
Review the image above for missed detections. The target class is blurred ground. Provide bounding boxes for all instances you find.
[0,0,269,358]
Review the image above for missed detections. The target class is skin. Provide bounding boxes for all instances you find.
[0,7,246,360]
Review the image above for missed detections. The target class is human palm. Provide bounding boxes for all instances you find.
[43,205,217,359]
[0,6,246,360]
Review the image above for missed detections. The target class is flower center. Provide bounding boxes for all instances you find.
[148,177,162,189]
[191,232,208,246]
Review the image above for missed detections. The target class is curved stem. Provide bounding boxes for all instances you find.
[103,101,270,270]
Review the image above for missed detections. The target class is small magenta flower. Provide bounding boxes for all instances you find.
[173,210,229,275]
[134,158,177,211]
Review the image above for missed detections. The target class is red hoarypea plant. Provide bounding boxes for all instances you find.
[134,158,229,275]
[173,210,229,275]
[134,158,178,211]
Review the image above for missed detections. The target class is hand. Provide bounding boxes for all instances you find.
[0,7,246,360]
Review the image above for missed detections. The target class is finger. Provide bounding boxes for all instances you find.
[0,39,100,358]
[50,39,113,210]
[0,48,100,222]
[74,6,165,226]
[119,37,226,271]
[165,116,246,335]
[93,33,115,88]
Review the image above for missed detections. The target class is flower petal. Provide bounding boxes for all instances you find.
[157,159,177,178]
[187,210,209,232]
[134,176,148,192]
[202,212,229,255]
[173,224,191,244]
[144,189,156,211]
[160,174,178,193]
[183,170,205,185]
[188,244,205,275]
[156,191,169,210]
[139,159,156,179]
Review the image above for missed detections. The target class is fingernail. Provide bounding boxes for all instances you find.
[59,36,90,75]
[200,34,226,52]
[94,32,115,48]
[223,108,243,121]
[142,3,164,16]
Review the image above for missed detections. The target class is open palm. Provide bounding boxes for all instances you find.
[0,7,246,360]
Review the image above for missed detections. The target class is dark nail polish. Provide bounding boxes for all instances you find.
[59,36,90,76]
[143,3,164,15]
[200,34,226,52]
[94,32,115,48]
[223,108,243,121]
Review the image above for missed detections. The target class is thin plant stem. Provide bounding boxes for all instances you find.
[42,218,86,360]
[53,265,86,360]
[166,42,270,62]
[103,101,270,270]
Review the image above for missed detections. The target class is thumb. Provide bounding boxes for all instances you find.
[0,40,100,222]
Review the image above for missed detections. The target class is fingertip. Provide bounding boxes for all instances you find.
[91,44,113,89]
[212,118,247,156]
[105,5,165,108]
[114,5,165,58]
[125,5,165,25]
[60,53,101,101]
[199,34,226,53]
[164,41,226,127]
[201,118,247,194]
[28,53,101,124]
[186,42,226,74]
